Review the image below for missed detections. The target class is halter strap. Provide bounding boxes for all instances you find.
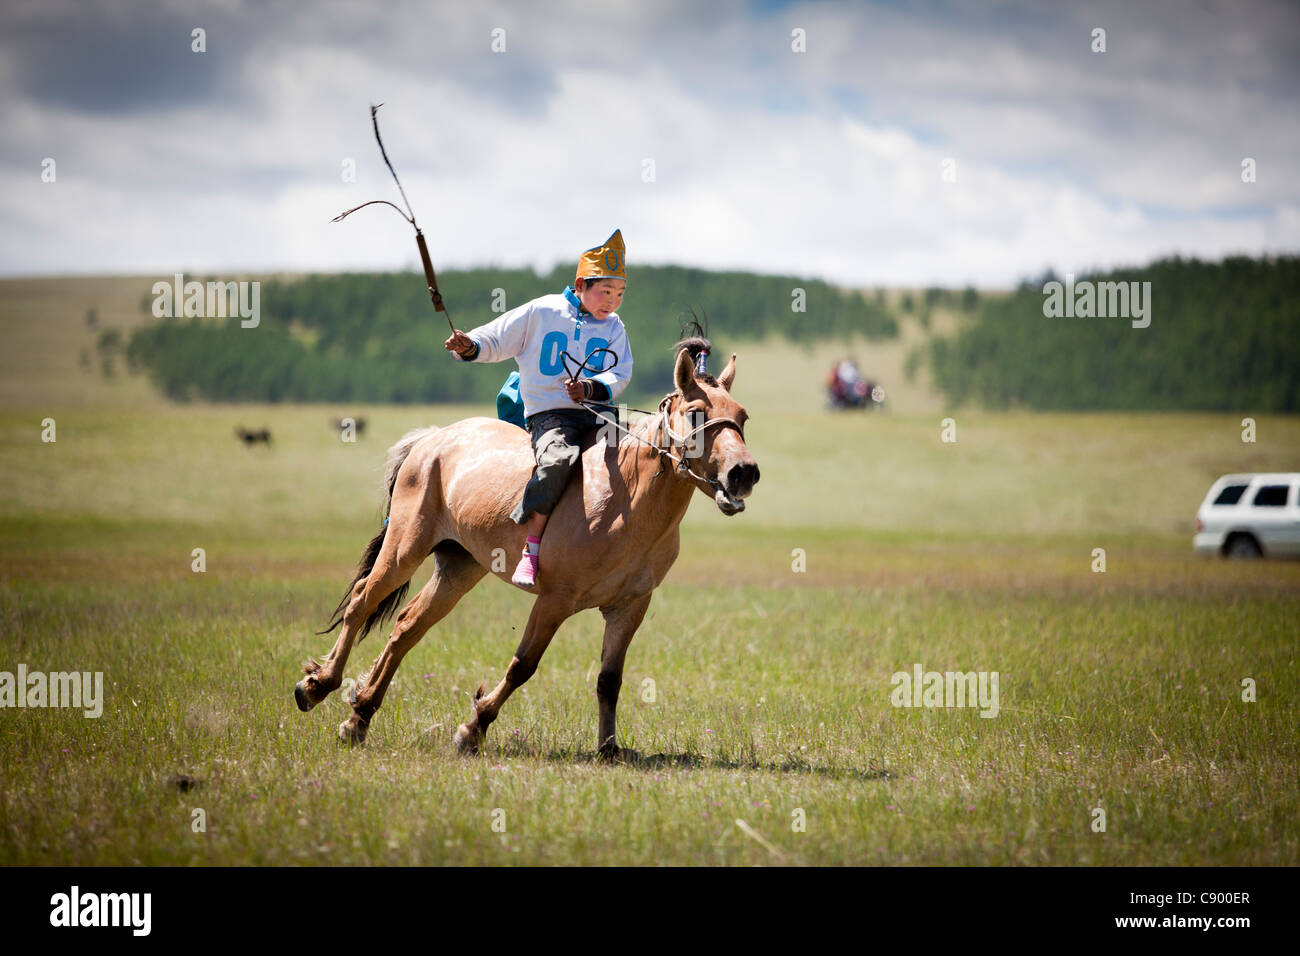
[563,343,742,498]
[652,394,745,494]
[580,391,744,498]
[655,393,744,454]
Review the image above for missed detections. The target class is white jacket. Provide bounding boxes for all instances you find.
[455,287,633,418]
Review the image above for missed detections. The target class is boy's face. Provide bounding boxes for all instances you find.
[577,278,626,319]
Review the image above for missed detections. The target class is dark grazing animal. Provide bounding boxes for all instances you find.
[235,427,272,446]
[332,416,367,437]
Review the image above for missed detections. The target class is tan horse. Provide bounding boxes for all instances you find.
[294,346,760,757]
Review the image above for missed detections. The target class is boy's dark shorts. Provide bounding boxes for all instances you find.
[511,406,604,525]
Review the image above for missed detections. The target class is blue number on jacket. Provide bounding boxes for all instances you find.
[585,337,610,371]
[540,332,612,376]
[539,331,567,375]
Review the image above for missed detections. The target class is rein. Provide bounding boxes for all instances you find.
[558,347,743,498]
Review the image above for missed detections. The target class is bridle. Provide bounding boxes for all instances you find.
[652,392,746,494]
[561,348,746,498]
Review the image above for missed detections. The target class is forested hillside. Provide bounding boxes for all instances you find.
[925,255,1299,411]
[125,265,897,404]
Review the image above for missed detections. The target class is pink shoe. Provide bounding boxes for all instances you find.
[512,549,539,588]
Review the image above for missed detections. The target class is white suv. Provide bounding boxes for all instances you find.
[1194,473,1300,559]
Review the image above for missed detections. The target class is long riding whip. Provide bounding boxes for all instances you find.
[330,104,454,333]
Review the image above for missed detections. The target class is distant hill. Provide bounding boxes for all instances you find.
[124,265,898,405]
[924,255,1300,412]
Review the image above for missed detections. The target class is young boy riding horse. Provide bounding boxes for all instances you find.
[443,230,632,588]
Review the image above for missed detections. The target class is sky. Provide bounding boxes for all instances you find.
[2,0,1297,287]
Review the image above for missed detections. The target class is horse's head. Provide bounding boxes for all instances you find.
[663,346,760,515]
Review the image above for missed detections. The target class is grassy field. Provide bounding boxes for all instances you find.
[2,277,1298,865]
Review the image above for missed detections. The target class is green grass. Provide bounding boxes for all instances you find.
[2,277,1298,865]
[2,539,1296,865]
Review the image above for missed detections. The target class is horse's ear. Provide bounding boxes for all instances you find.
[673,347,695,393]
[717,353,737,391]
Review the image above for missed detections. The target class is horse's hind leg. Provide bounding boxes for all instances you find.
[339,545,487,745]
[453,595,572,755]
[295,515,436,711]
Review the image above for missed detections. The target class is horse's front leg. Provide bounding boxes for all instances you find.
[596,593,652,760]
[453,595,572,755]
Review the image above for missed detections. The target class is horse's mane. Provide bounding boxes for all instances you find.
[672,310,716,387]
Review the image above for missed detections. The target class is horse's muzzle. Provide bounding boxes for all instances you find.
[725,461,760,500]
[714,460,759,515]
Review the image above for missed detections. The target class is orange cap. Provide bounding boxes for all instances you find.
[575,229,626,282]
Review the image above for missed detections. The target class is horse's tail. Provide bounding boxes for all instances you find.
[316,426,441,639]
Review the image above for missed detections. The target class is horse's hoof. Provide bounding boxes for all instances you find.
[338,717,368,746]
[452,723,480,755]
[294,681,315,712]
[598,744,640,764]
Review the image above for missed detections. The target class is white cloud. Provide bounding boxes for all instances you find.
[0,0,1296,285]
